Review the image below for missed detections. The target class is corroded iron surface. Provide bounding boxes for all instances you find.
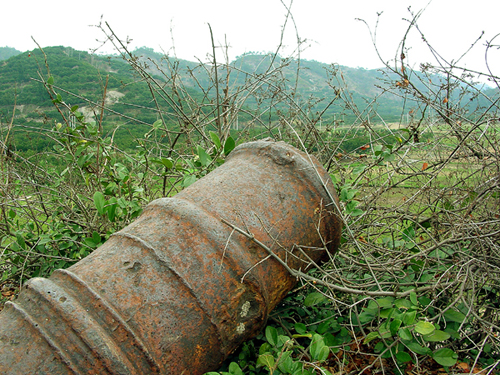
[0,140,341,375]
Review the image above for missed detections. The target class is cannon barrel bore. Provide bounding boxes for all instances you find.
[0,140,341,374]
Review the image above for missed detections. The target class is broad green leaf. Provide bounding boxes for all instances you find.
[395,298,412,309]
[304,292,326,307]
[47,76,54,85]
[317,321,330,334]
[402,310,417,325]
[160,158,173,169]
[277,351,295,373]
[265,326,278,346]
[294,323,307,334]
[406,341,431,355]
[423,330,450,342]
[70,105,79,112]
[278,335,291,348]
[197,145,212,167]
[352,164,366,175]
[310,334,329,362]
[402,226,415,241]
[15,232,26,250]
[396,351,412,363]
[93,191,105,215]
[409,291,418,306]
[210,131,221,149]
[444,309,466,323]
[363,331,380,344]
[350,208,364,216]
[390,319,402,335]
[228,362,243,375]
[259,342,271,355]
[224,136,236,156]
[379,308,394,319]
[257,354,275,369]
[398,327,413,341]
[92,231,101,245]
[432,348,458,367]
[340,187,357,202]
[181,175,197,188]
[107,197,117,222]
[415,321,435,335]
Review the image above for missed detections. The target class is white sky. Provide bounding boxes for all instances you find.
[1,0,499,76]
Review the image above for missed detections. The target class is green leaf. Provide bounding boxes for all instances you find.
[398,327,413,341]
[47,76,54,85]
[70,105,79,112]
[181,175,197,188]
[93,191,105,215]
[402,226,415,241]
[107,197,117,222]
[423,330,450,342]
[432,348,458,367]
[376,297,394,309]
[197,145,212,167]
[152,119,162,129]
[265,326,278,347]
[406,341,431,355]
[310,334,329,362]
[295,323,307,334]
[409,291,418,306]
[390,319,402,335]
[350,208,364,216]
[210,131,221,149]
[402,310,417,326]
[92,231,101,245]
[363,331,380,344]
[259,342,271,355]
[228,362,243,375]
[396,351,412,363]
[444,309,466,323]
[340,187,357,202]
[304,292,326,307]
[257,354,275,369]
[15,232,26,250]
[277,351,295,373]
[224,136,235,156]
[160,158,173,169]
[415,321,435,335]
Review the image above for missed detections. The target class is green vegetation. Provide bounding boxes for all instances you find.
[0,47,21,61]
[1,16,500,375]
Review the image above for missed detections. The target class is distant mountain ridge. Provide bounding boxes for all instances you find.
[0,47,22,61]
[0,45,496,138]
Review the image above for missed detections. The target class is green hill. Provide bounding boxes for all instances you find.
[0,46,21,61]
[0,46,496,152]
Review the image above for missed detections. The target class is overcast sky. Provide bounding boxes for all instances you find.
[2,0,499,76]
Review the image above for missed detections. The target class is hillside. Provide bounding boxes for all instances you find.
[0,47,21,61]
[0,45,496,152]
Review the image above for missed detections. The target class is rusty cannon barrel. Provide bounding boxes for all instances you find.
[0,140,341,374]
